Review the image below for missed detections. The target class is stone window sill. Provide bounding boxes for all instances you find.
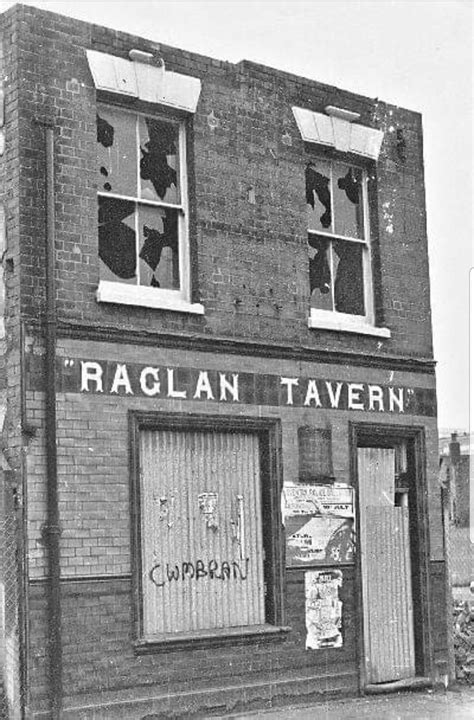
[97,281,205,315]
[308,313,391,338]
[134,624,291,653]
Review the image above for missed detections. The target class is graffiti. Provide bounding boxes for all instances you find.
[198,492,219,530]
[149,558,250,587]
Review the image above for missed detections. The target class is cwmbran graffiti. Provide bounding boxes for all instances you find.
[149,558,250,587]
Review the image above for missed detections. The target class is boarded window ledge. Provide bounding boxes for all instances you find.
[134,623,291,654]
[308,311,391,338]
[97,281,205,315]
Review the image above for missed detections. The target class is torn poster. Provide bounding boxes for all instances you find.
[305,569,343,650]
[284,485,354,566]
[284,485,354,518]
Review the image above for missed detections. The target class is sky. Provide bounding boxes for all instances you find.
[1,0,472,431]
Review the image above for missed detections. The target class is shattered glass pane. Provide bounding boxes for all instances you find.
[308,235,333,311]
[98,196,136,283]
[139,117,179,204]
[333,239,365,315]
[97,106,137,197]
[138,205,180,289]
[333,163,364,239]
[306,160,333,233]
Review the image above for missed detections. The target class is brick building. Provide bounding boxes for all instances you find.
[0,4,447,718]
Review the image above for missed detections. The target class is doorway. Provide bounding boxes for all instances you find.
[351,424,431,688]
[358,446,415,682]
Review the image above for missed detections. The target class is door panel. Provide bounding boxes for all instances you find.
[358,447,415,683]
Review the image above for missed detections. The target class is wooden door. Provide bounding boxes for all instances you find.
[358,447,415,683]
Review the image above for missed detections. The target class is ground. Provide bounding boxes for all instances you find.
[221,687,474,719]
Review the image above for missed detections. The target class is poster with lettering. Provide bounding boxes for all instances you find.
[283,484,355,566]
[305,569,343,650]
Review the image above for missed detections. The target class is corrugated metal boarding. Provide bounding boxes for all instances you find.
[358,447,415,684]
[139,429,265,636]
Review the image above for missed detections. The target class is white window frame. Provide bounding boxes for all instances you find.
[96,104,204,315]
[307,160,390,338]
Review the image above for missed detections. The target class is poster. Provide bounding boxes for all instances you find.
[283,484,355,566]
[305,569,343,650]
[284,484,354,517]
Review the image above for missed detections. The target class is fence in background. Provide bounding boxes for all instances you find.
[0,478,22,719]
[441,456,473,684]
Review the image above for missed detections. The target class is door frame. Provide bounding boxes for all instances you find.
[349,422,433,689]
[128,411,286,650]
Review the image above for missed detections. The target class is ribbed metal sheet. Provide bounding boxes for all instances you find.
[358,447,395,508]
[365,506,415,682]
[358,448,415,684]
[140,429,265,636]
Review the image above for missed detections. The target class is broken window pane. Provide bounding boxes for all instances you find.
[308,235,333,311]
[96,106,186,295]
[333,163,364,239]
[306,160,333,233]
[98,196,136,283]
[138,205,180,290]
[333,239,365,315]
[139,116,179,204]
[97,107,137,197]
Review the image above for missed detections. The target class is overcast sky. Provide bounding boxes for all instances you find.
[2,0,472,430]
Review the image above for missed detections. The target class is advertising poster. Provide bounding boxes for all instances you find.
[305,569,343,650]
[283,484,355,566]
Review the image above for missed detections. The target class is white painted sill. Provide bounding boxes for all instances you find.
[308,313,391,338]
[96,281,205,315]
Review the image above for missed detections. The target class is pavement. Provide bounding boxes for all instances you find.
[221,686,474,719]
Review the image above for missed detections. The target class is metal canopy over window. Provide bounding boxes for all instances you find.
[86,50,201,113]
[292,106,384,161]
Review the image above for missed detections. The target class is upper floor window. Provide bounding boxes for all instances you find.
[306,158,388,337]
[95,104,204,314]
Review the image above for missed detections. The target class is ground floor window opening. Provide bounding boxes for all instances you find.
[129,413,285,649]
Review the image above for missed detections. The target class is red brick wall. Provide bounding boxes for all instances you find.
[0,4,444,717]
[22,338,441,579]
[7,3,433,360]
[21,337,441,714]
